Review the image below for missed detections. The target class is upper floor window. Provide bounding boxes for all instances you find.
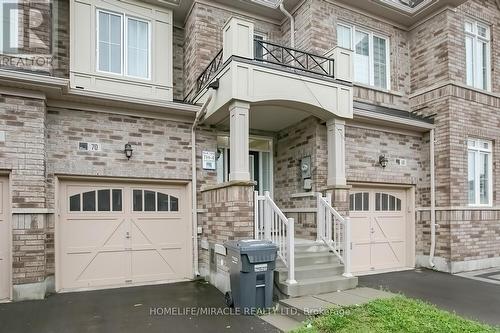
[0,0,19,54]
[465,20,490,91]
[337,23,390,90]
[254,33,267,60]
[97,9,150,79]
[468,139,493,206]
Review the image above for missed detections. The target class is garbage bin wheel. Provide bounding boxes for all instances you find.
[225,291,234,308]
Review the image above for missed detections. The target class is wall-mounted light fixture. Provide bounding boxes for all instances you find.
[379,154,389,168]
[124,143,133,159]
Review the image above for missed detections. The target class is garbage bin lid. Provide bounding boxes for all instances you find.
[224,239,277,253]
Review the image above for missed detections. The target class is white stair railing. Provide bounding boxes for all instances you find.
[317,193,352,277]
[254,191,296,284]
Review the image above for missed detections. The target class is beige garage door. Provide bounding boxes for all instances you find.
[0,178,9,301]
[350,188,408,274]
[59,180,192,291]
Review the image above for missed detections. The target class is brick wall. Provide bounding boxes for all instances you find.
[201,184,255,244]
[12,214,47,284]
[183,2,282,98]
[0,94,47,209]
[173,26,185,101]
[344,125,427,191]
[45,109,194,208]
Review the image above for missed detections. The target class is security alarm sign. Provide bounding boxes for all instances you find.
[202,151,216,170]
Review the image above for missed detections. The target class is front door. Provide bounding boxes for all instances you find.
[216,135,273,194]
[349,188,408,273]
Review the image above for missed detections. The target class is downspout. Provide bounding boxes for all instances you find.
[191,89,214,277]
[429,129,436,268]
[279,2,295,48]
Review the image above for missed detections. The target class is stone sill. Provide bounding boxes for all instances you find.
[354,82,406,98]
[200,180,256,192]
[325,184,352,190]
[12,208,54,214]
[416,206,500,211]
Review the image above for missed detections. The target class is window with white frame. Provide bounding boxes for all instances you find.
[254,32,267,60]
[465,20,491,91]
[337,23,390,90]
[468,139,493,206]
[0,0,19,53]
[97,9,150,79]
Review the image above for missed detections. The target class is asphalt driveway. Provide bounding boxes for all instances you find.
[360,268,500,326]
[0,280,278,333]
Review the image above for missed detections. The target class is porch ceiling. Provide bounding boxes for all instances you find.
[205,103,313,132]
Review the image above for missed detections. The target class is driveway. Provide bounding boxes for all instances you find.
[0,280,278,333]
[359,268,500,326]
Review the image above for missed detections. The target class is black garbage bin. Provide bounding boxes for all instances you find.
[224,239,277,314]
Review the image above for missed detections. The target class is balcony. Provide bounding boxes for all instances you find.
[188,17,353,131]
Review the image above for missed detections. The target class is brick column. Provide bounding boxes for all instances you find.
[199,181,255,292]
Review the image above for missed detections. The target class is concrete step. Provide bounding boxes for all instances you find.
[259,312,303,332]
[294,242,332,254]
[276,275,358,298]
[293,251,342,266]
[275,263,345,282]
[277,295,334,323]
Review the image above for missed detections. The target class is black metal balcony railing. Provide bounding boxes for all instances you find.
[254,39,335,78]
[184,40,335,103]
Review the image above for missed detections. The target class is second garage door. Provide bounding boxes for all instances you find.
[59,180,192,291]
[349,187,411,274]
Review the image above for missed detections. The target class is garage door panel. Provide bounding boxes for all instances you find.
[351,244,371,272]
[59,180,191,291]
[131,218,187,243]
[351,216,371,241]
[371,241,405,269]
[372,216,405,240]
[63,218,126,249]
[131,249,186,282]
[0,178,9,300]
[0,251,8,299]
[65,251,129,288]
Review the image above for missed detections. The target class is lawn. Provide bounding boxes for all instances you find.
[293,296,499,333]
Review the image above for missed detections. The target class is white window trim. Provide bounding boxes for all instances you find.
[465,19,491,91]
[337,22,391,90]
[0,0,19,53]
[468,139,493,207]
[96,9,151,81]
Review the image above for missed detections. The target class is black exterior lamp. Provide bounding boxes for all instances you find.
[379,154,389,168]
[124,143,133,159]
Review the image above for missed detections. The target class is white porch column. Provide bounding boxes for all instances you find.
[327,118,346,187]
[229,100,250,181]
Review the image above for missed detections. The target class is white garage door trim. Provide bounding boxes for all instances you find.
[0,176,11,302]
[349,185,415,275]
[55,177,193,292]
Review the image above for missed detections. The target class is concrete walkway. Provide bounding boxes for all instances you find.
[0,280,278,333]
[261,287,395,332]
[360,268,500,326]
